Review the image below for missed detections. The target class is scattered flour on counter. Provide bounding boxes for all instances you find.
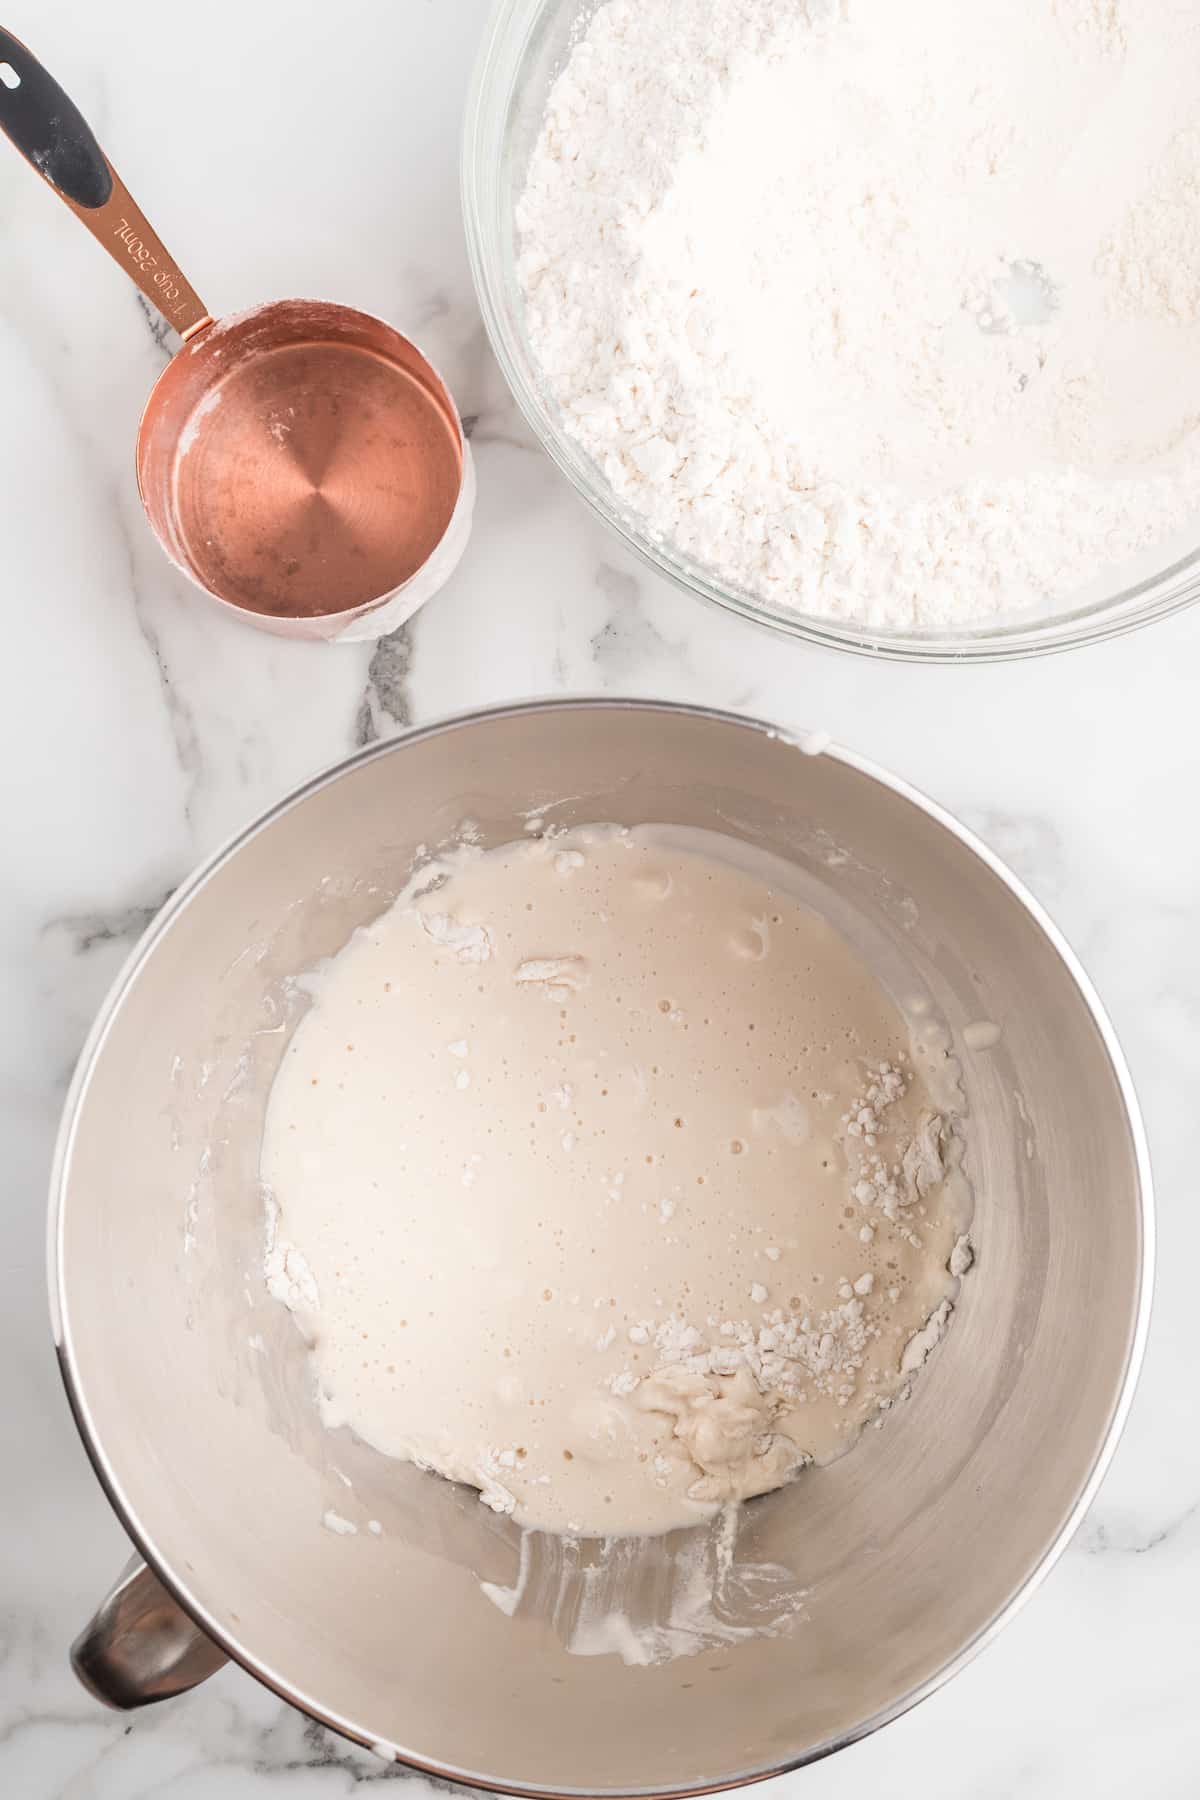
[517,0,1200,629]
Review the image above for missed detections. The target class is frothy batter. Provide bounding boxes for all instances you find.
[262,826,969,1536]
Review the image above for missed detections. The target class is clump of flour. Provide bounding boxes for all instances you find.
[518,0,1200,628]
[607,1060,969,1503]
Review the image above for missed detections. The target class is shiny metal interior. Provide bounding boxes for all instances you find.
[50,701,1151,1793]
[137,298,465,625]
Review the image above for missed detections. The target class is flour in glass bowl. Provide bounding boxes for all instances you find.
[516,0,1200,630]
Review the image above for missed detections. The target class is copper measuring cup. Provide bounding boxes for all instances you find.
[0,29,473,640]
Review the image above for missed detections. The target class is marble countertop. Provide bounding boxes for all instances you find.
[2,1,1198,1793]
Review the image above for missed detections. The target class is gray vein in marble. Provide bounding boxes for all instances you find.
[463,415,540,454]
[1079,1497,1200,1557]
[0,1606,465,1795]
[447,323,540,457]
[42,886,175,955]
[405,284,453,334]
[0,1691,403,1795]
[355,627,414,747]
[589,562,689,683]
[257,1717,408,1786]
[956,810,1065,903]
[118,520,205,825]
[134,291,176,360]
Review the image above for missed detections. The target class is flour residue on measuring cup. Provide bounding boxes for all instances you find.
[175,385,223,459]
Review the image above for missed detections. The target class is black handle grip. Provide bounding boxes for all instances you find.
[0,28,112,209]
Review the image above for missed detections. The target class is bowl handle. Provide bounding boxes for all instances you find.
[70,1554,228,1709]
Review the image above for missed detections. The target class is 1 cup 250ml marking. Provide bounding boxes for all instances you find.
[114,217,189,319]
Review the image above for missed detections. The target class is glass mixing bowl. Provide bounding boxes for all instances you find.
[462,0,1200,663]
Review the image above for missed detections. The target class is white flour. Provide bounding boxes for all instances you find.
[518,0,1200,629]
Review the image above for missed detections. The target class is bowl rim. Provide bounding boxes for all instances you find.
[47,697,1155,1793]
[460,0,1200,665]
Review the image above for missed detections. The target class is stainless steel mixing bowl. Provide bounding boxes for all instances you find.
[50,700,1152,1792]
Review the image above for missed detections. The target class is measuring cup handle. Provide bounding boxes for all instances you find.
[0,28,211,338]
[71,1553,228,1710]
